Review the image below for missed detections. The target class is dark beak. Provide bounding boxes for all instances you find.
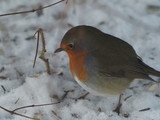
[54,48,64,53]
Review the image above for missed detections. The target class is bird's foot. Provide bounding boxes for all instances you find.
[113,94,123,115]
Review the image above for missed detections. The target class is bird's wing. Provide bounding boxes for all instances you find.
[88,34,153,80]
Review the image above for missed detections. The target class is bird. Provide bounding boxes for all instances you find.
[55,26,160,113]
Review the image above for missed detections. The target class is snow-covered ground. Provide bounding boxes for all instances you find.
[0,0,160,120]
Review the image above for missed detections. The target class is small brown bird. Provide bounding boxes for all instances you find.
[55,25,160,96]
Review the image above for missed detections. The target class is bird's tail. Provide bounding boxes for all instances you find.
[139,59,160,77]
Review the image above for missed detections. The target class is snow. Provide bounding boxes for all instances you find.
[0,0,160,120]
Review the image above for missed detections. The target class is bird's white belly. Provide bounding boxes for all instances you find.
[74,75,132,96]
[74,75,111,97]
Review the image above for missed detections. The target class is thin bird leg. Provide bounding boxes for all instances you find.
[113,94,123,115]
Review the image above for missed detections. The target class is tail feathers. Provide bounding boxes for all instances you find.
[139,59,160,77]
[146,67,160,77]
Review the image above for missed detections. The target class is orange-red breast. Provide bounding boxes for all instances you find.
[55,25,160,96]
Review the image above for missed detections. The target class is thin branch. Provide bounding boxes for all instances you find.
[0,101,61,119]
[51,110,62,120]
[72,92,89,101]
[38,29,51,74]
[0,76,7,79]
[0,106,35,120]
[14,98,20,104]
[33,30,40,68]
[12,101,60,112]
[33,28,51,74]
[12,90,73,112]
[0,0,66,17]
[1,85,6,93]
[0,89,72,119]
[61,90,74,101]
[124,95,132,101]
[139,108,150,112]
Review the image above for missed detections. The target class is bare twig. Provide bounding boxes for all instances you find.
[61,90,74,101]
[14,98,20,104]
[33,28,51,74]
[139,108,150,112]
[12,101,60,112]
[155,94,160,97]
[52,110,62,120]
[0,76,7,79]
[12,90,73,113]
[33,30,40,68]
[124,95,132,101]
[0,88,73,119]
[0,0,66,17]
[73,92,89,101]
[1,85,6,93]
[0,106,36,120]
[0,102,61,119]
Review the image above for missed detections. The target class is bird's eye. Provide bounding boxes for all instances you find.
[67,43,74,49]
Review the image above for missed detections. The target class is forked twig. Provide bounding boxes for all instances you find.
[0,0,66,17]
[0,89,72,119]
[11,90,72,113]
[0,106,35,120]
[0,101,60,120]
[33,28,51,74]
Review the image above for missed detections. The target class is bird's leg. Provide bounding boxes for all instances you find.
[113,94,123,115]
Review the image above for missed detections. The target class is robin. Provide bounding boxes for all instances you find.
[55,25,160,113]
